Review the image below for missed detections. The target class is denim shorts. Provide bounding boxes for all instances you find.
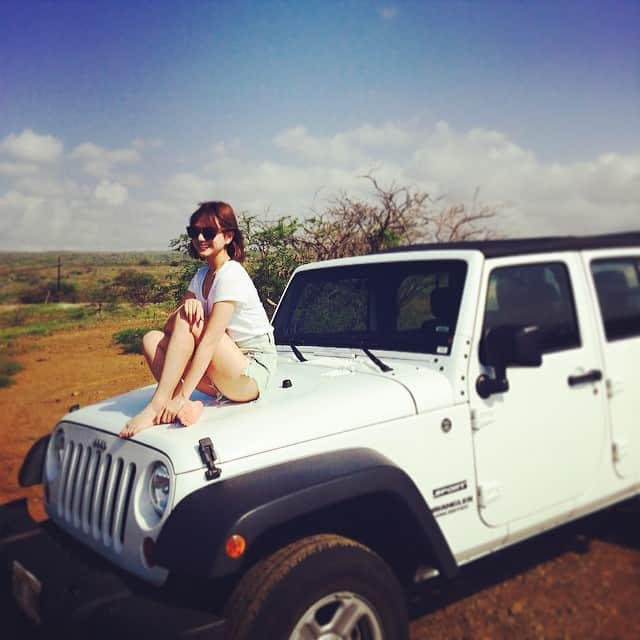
[236,332,278,397]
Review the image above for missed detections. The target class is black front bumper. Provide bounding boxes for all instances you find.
[0,499,226,639]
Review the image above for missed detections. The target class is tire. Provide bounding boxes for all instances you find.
[225,533,409,640]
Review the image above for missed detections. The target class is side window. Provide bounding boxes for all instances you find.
[483,262,581,354]
[591,258,640,341]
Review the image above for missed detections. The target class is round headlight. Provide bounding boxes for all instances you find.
[149,462,171,517]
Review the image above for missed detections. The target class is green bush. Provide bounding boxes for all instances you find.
[112,327,149,354]
[0,356,23,387]
[113,270,166,305]
[19,280,78,304]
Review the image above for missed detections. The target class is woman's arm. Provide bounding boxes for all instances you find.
[158,301,233,423]
[179,300,234,398]
[164,292,202,330]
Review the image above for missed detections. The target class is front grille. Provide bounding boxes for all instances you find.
[57,439,136,552]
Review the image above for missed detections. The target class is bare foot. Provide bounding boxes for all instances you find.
[119,405,159,438]
[177,399,204,427]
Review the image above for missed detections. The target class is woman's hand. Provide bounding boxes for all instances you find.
[183,299,204,326]
[157,395,187,425]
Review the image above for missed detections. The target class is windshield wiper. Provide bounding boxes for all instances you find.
[290,342,307,362]
[361,347,393,373]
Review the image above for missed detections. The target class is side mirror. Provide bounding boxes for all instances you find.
[476,325,542,399]
[512,325,543,367]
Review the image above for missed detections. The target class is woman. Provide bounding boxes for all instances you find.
[120,201,277,438]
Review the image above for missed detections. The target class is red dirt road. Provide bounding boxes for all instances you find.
[1,324,639,639]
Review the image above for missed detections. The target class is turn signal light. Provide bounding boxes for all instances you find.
[225,534,247,559]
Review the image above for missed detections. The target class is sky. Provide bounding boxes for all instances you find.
[0,0,638,251]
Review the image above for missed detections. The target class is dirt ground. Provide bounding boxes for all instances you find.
[1,324,639,639]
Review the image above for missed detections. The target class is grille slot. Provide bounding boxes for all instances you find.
[55,437,137,552]
[119,464,136,547]
[57,440,73,518]
[103,457,123,546]
[81,449,98,533]
[72,445,90,528]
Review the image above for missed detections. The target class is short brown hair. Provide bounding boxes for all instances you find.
[187,201,246,262]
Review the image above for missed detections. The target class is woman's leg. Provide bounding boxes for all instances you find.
[142,329,168,382]
[141,328,218,395]
[120,310,197,437]
[208,334,259,401]
[176,334,258,426]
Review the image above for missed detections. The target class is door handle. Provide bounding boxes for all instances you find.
[567,369,602,387]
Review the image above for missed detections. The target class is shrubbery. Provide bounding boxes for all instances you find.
[19,280,78,304]
[0,356,23,387]
[170,176,500,313]
[113,270,170,306]
[112,327,150,354]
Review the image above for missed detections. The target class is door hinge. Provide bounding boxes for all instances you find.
[471,408,494,431]
[477,482,500,508]
[606,378,623,398]
[612,440,629,463]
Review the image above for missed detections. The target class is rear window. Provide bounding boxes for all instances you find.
[274,260,468,355]
[591,258,640,341]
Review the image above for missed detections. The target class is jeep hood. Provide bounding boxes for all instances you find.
[62,358,453,474]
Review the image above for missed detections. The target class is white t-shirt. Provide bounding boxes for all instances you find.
[187,260,273,342]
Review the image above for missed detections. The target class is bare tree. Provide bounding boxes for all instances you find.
[428,187,501,242]
[170,174,503,311]
[299,174,501,261]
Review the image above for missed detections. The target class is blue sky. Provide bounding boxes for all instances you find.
[1,0,638,250]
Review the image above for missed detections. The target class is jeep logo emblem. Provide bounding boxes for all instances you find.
[93,438,107,451]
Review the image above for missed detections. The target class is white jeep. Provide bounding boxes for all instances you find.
[2,231,640,639]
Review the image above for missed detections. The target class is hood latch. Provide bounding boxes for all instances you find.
[198,438,222,480]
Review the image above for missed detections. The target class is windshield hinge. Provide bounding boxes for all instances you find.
[198,438,222,480]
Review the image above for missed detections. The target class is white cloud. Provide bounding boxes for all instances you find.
[132,137,164,150]
[94,179,128,206]
[0,189,45,211]
[167,172,216,202]
[0,185,170,251]
[274,126,362,165]
[211,139,241,158]
[14,175,69,198]
[208,122,640,237]
[0,161,39,177]
[274,122,410,165]
[120,173,144,188]
[0,129,63,163]
[379,7,398,20]
[71,142,141,178]
[1,121,638,250]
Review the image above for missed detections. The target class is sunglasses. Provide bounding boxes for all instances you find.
[186,225,219,240]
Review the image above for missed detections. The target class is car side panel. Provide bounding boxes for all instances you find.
[155,448,459,579]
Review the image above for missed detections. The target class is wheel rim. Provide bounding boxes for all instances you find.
[289,591,384,640]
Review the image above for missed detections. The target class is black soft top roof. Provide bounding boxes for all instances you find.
[380,231,640,259]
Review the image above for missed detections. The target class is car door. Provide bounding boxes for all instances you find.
[468,253,608,527]
[584,250,640,481]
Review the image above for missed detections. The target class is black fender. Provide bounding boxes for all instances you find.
[154,448,458,580]
[18,434,50,487]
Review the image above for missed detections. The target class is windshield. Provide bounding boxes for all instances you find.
[274,260,467,355]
